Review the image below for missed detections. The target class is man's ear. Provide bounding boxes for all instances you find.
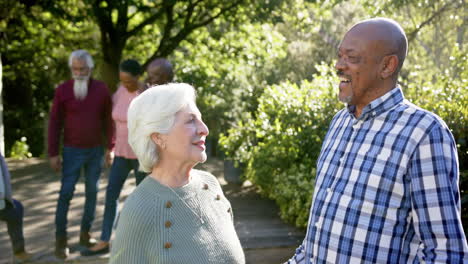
[380,55,399,79]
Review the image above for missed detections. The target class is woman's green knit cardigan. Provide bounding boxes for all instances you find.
[110,169,245,264]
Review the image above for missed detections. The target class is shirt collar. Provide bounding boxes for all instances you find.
[347,86,404,120]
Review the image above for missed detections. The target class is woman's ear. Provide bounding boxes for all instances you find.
[151,133,166,150]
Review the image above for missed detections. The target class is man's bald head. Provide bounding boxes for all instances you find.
[348,18,407,75]
[146,58,174,86]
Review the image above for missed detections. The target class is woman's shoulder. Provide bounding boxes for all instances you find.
[120,180,163,217]
[112,85,124,101]
[192,169,221,189]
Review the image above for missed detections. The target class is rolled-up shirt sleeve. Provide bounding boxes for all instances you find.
[285,242,306,264]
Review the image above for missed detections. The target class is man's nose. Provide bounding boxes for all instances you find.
[335,58,346,70]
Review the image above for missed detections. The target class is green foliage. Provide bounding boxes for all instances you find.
[1,1,99,156]
[0,0,288,157]
[219,0,468,229]
[172,22,288,152]
[1,0,467,232]
[220,63,342,227]
[10,137,32,160]
[402,41,468,169]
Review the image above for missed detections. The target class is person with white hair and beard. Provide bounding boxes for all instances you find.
[48,49,113,260]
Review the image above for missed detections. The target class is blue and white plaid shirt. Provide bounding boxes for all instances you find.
[287,87,468,263]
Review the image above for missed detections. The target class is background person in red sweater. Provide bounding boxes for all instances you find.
[48,49,113,260]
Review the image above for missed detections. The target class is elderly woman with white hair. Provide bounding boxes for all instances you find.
[109,83,245,263]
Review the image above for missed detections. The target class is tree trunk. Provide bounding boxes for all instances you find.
[100,60,120,92]
[0,54,4,156]
[99,36,125,92]
[458,0,466,49]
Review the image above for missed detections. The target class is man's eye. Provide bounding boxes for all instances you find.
[348,56,360,63]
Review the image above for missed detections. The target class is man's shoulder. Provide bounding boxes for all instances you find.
[56,79,74,89]
[90,79,109,89]
[399,100,446,126]
[390,100,452,138]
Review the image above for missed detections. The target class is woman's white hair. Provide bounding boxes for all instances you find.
[127,83,196,172]
[68,49,94,69]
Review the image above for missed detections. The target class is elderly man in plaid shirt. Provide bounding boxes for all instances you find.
[286,18,468,263]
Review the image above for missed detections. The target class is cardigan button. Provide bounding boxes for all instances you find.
[165,221,172,228]
[203,184,209,190]
[165,201,172,208]
[216,194,221,200]
[164,242,172,249]
[227,208,231,213]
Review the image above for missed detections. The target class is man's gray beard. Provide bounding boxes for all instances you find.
[73,75,89,100]
[339,95,353,104]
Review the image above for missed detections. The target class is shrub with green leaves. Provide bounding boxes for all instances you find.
[220,63,341,228]
[221,61,468,229]
[10,137,33,160]
[402,44,467,170]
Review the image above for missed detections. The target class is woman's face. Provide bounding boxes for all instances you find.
[159,101,209,166]
[119,71,139,92]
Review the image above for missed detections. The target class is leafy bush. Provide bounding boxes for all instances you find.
[9,137,33,160]
[403,45,468,231]
[221,60,468,229]
[402,44,467,170]
[220,63,341,228]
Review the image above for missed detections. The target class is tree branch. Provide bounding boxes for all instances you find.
[191,0,242,29]
[407,1,456,42]
[116,1,129,35]
[125,3,166,37]
[143,0,243,66]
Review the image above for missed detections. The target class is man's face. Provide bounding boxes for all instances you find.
[335,27,382,107]
[146,65,168,86]
[71,59,90,79]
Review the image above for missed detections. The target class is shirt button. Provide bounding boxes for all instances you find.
[164,242,172,249]
[165,221,172,228]
[203,184,209,190]
[165,201,172,208]
[419,243,424,249]
[315,222,320,228]
[326,188,331,193]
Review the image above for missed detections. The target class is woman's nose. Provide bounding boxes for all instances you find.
[198,120,209,136]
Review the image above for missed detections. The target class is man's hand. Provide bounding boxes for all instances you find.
[105,150,113,168]
[49,156,62,173]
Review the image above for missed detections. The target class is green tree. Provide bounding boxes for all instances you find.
[0,0,285,155]
[39,0,278,90]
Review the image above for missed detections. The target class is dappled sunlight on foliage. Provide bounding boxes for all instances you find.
[1,0,467,231]
[220,63,342,227]
[220,0,468,228]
